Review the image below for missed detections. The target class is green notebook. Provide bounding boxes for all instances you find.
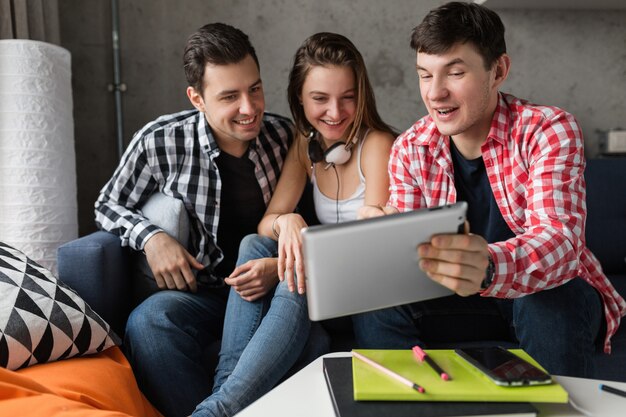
[352,349,568,403]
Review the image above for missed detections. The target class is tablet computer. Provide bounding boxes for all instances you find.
[302,202,467,321]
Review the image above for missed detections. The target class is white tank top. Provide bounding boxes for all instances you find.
[311,132,368,224]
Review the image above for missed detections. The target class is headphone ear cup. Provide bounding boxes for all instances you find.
[308,139,325,163]
[324,142,351,165]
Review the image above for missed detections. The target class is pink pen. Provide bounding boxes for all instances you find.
[412,345,451,381]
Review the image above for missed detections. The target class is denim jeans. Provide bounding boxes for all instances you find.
[353,277,602,378]
[124,285,230,417]
[192,234,329,417]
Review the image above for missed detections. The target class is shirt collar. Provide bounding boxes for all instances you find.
[412,116,449,160]
[197,111,219,156]
[484,92,511,147]
[196,110,260,157]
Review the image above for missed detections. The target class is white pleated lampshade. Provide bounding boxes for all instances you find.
[0,40,78,276]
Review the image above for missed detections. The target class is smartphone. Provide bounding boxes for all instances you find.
[455,346,552,386]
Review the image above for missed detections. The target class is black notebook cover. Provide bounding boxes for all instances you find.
[323,357,538,417]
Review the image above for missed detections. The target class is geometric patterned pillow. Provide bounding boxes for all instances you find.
[0,242,120,370]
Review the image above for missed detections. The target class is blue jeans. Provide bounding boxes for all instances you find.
[192,234,330,417]
[124,285,230,417]
[353,277,602,378]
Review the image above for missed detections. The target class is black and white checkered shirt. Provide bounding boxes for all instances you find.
[95,109,293,273]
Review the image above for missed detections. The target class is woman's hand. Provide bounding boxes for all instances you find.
[275,213,308,294]
[225,257,279,302]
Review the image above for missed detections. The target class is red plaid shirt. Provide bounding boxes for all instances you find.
[390,92,626,353]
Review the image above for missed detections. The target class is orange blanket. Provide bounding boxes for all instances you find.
[0,347,163,417]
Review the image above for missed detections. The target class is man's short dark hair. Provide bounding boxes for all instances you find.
[410,1,506,69]
[183,22,259,92]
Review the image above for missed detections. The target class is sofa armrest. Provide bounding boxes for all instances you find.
[57,231,131,337]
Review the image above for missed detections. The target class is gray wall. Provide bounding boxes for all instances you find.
[58,1,626,235]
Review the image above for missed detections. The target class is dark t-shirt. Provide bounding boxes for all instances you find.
[450,140,515,244]
[213,149,266,278]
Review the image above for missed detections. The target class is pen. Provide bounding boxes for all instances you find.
[352,351,425,393]
[600,383,626,398]
[412,345,450,381]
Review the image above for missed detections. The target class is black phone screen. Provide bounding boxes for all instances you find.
[455,347,551,386]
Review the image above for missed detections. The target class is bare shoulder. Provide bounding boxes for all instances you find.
[361,129,395,155]
[360,129,395,180]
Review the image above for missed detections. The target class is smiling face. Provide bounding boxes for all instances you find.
[417,42,507,147]
[187,54,265,156]
[301,65,357,145]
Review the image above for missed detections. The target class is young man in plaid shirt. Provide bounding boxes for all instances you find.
[95,23,296,417]
[354,2,625,378]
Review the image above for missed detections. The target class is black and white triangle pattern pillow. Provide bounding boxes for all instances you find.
[0,242,120,370]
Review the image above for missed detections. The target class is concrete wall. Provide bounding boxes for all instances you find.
[58,0,626,235]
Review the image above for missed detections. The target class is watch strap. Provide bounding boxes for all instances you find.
[481,254,495,290]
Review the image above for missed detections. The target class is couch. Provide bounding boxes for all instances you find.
[56,158,626,382]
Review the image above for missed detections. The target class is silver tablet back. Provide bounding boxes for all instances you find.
[302,202,467,321]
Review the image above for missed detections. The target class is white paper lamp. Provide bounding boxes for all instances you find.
[0,40,78,275]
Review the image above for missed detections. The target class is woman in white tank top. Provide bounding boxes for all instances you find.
[203,33,396,417]
[260,34,396,293]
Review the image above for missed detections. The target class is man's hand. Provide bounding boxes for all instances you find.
[144,232,204,292]
[417,233,490,297]
[225,258,279,301]
[357,205,398,219]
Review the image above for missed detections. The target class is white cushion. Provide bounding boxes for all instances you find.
[140,193,190,247]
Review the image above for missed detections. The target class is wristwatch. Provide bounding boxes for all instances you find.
[480,254,495,290]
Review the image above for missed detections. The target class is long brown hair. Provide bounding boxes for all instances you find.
[287,32,394,147]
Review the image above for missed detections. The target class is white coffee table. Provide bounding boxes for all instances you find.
[236,352,626,417]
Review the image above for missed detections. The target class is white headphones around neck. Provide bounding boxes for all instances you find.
[306,130,357,166]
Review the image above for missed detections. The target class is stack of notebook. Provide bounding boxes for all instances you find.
[323,349,569,417]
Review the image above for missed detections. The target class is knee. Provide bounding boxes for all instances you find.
[274,280,307,305]
[237,234,278,265]
[514,279,600,326]
[239,233,263,250]
[240,234,276,252]
[512,280,602,352]
[125,291,184,341]
[257,281,309,323]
